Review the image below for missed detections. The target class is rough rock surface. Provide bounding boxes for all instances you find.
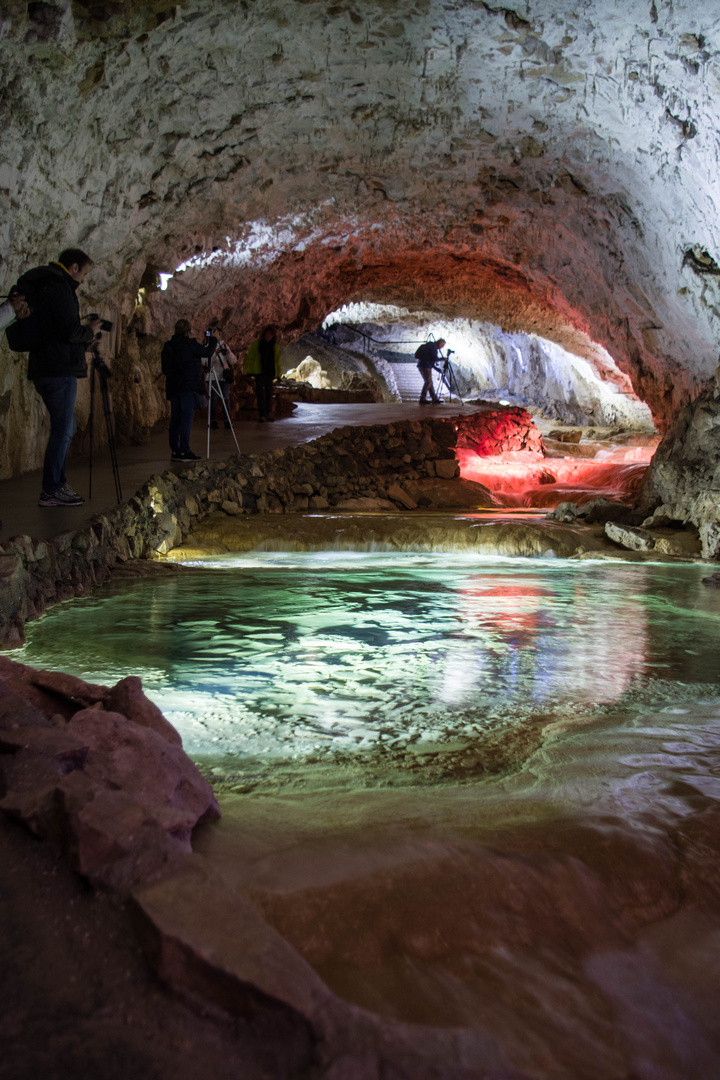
[1,2,719,479]
[639,391,720,558]
[456,405,544,457]
[0,657,219,894]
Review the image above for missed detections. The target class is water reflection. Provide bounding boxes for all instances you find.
[12,554,720,759]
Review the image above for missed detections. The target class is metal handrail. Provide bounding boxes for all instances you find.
[322,323,430,353]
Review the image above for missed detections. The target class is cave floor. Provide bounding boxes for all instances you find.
[0,400,494,544]
[0,811,311,1080]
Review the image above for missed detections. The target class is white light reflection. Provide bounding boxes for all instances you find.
[12,552,720,764]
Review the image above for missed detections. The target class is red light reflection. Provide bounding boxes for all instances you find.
[458,447,658,508]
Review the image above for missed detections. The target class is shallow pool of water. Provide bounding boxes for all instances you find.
[13,552,720,779]
[13,551,720,1073]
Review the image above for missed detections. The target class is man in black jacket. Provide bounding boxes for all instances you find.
[161,320,217,461]
[415,338,446,404]
[20,248,100,506]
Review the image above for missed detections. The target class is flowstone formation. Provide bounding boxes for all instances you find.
[1,1,719,481]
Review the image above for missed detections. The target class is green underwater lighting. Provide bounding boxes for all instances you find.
[13,552,720,769]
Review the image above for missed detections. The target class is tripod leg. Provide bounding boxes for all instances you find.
[88,361,96,499]
[99,375,122,503]
[448,363,464,406]
[206,371,214,460]
[219,375,241,455]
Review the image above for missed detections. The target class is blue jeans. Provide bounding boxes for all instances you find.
[169,391,196,454]
[33,376,77,493]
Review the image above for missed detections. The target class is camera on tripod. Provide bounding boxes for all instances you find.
[446,348,455,356]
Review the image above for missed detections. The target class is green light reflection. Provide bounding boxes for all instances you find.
[13,552,720,764]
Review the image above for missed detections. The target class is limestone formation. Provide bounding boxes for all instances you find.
[639,392,720,558]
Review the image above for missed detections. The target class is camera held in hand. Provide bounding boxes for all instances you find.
[88,312,113,333]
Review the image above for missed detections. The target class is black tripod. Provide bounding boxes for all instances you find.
[88,341,122,503]
[435,354,465,406]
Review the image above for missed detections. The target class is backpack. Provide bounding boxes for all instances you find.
[4,268,54,353]
[414,342,436,366]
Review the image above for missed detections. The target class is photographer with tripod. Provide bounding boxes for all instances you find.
[415,337,446,405]
[414,337,465,407]
[161,319,217,462]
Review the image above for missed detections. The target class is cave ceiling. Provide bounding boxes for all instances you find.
[2,0,720,424]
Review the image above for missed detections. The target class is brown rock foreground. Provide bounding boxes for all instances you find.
[0,657,219,894]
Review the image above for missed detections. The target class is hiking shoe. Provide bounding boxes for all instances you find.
[59,483,85,503]
[39,488,84,507]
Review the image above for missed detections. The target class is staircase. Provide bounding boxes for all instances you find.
[374,350,426,402]
[390,362,425,402]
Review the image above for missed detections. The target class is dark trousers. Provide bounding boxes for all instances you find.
[169,391,195,454]
[33,376,77,494]
[254,375,274,419]
[419,366,439,403]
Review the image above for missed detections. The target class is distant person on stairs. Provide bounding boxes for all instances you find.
[415,338,445,404]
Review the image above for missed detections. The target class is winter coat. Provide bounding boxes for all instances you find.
[414,342,443,370]
[22,263,95,380]
[244,338,282,378]
[206,342,237,379]
[161,333,217,399]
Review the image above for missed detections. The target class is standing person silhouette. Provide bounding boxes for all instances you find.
[161,319,216,461]
[414,338,446,404]
[245,326,282,422]
[21,248,100,506]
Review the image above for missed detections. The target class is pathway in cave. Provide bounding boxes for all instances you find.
[0,400,658,543]
[0,401,462,542]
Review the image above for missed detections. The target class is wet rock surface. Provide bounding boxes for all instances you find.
[640,391,720,558]
[0,656,219,895]
[5,650,720,1078]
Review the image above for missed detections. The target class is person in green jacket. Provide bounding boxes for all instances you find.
[244,326,282,422]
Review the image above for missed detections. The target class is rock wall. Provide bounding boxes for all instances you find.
[639,391,720,558]
[1,1,719,480]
